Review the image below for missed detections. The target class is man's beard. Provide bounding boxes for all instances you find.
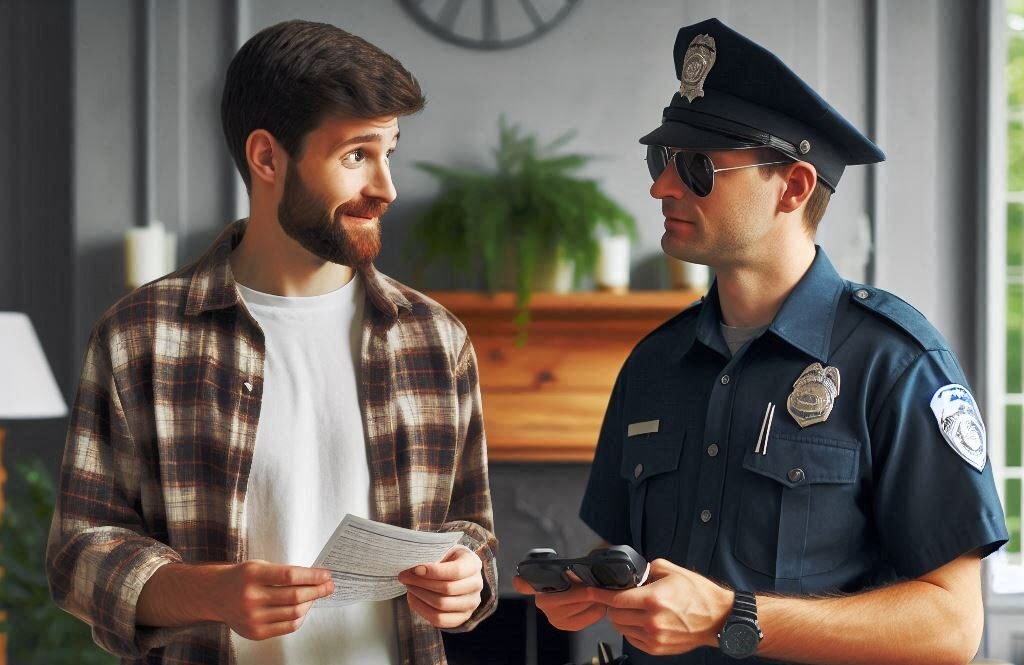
[277,160,386,268]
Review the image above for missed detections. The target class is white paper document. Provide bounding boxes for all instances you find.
[311,514,464,608]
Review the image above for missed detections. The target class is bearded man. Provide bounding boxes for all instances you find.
[47,19,497,665]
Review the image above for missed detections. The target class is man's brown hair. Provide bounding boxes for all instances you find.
[221,20,426,191]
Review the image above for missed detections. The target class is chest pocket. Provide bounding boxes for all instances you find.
[619,431,684,559]
[734,433,861,591]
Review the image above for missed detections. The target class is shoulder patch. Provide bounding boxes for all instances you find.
[848,284,949,351]
[930,384,987,472]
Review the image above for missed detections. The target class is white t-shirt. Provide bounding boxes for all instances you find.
[232,275,399,665]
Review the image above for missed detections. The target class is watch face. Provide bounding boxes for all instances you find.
[721,622,760,658]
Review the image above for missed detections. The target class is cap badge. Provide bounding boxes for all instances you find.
[680,33,716,103]
[787,362,841,428]
[930,384,987,472]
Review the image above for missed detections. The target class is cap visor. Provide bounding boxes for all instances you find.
[639,121,759,150]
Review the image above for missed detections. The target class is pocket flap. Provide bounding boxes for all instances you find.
[742,434,858,488]
[619,433,684,484]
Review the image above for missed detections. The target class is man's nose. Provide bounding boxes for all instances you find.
[366,162,398,204]
[650,161,686,200]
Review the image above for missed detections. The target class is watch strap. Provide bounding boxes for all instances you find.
[730,590,759,627]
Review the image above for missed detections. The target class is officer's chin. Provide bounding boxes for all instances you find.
[662,233,701,262]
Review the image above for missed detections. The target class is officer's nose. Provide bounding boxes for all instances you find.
[650,161,687,201]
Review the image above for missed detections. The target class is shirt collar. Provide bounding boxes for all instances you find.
[690,246,845,363]
[184,219,412,322]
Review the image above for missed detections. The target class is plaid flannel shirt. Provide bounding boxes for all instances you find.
[46,220,498,664]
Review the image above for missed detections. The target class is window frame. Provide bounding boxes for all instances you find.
[985,0,1024,595]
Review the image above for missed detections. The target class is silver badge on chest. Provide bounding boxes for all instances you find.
[787,362,841,428]
[680,34,716,102]
[930,384,987,472]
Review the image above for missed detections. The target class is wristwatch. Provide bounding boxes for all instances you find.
[717,590,763,659]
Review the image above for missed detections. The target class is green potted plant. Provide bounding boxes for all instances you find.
[0,459,116,664]
[409,119,638,329]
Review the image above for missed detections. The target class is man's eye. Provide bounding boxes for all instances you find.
[385,148,395,162]
[341,149,365,167]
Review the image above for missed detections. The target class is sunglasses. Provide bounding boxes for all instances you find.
[646,145,792,197]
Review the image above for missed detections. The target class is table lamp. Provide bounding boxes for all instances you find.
[0,311,68,505]
[0,312,67,663]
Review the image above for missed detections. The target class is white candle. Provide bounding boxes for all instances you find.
[125,221,170,289]
[596,235,631,292]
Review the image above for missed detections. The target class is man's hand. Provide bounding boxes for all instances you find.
[137,560,336,640]
[398,545,484,629]
[209,560,336,641]
[593,558,732,656]
[512,572,608,631]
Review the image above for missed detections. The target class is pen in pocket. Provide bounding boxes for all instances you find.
[754,402,775,455]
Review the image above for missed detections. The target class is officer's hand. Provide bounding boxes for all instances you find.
[593,558,733,656]
[512,572,608,631]
[212,560,335,641]
[398,545,484,629]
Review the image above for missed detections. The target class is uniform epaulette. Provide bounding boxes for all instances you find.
[666,295,705,327]
[848,284,949,352]
[632,296,704,352]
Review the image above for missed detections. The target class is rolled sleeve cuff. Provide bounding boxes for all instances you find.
[90,547,191,657]
[440,521,499,633]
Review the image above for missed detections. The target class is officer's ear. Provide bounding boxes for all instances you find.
[777,160,817,215]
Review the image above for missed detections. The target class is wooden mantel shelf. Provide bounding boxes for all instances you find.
[429,291,703,463]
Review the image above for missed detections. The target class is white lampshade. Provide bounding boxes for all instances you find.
[0,312,68,419]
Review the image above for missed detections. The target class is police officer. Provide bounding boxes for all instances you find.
[513,17,1009,664]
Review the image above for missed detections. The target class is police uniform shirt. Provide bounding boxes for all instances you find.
[579,248,1009,665]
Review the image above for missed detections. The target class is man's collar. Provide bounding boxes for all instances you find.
[691,247,845,362]
[184,219,412,322]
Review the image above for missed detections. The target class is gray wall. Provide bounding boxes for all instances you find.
[61,0,984,379]
[0,1,74,476]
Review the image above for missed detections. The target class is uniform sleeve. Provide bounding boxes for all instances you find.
[579,361,632,547]
[870,348,1008,579]
[45,327,189,657]
[439,336,499,633]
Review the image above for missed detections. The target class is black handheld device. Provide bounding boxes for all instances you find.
[516,545,649,593]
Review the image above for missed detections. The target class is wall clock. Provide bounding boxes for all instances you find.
[398,0,581,50]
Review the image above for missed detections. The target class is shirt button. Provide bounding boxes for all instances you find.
[634,463,644,479]
[788,468,806,484]
[244,381,254,392]
[855,289,870,300]
[707,443,719,457]
[700,509,712,523]
[720,375,731,385]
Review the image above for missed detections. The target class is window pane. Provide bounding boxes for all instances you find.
[1010,31,1024,108]
[1007,478,1021,554]
[1010,122,1024,192]
[1008,283,1023,393]
[1010,204,1024,267]
[1008,405,1023,467]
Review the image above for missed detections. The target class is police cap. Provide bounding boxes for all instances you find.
[639,17,885,191]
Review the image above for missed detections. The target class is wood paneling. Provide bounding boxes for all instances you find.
[431,291,702,462]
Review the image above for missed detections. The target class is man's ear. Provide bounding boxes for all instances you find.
[246,129,284,187]
[778,160,818,215]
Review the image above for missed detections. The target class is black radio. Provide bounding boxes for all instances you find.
[515,545,649,593]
